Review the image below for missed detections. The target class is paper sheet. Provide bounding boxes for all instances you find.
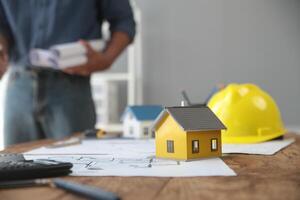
[24,139,236,177]
[222,138,295,155]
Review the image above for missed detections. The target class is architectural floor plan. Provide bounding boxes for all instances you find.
[24,139,236,177]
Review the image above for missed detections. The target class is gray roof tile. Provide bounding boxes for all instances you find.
[153,106,226,132]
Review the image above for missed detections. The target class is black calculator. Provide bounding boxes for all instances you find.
[0,154,73,181]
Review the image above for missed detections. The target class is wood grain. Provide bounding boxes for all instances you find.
[0,133,299,200]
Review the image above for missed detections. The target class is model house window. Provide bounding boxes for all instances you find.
[167,140,174,153]
[143,127,148,136]
[211,138,218,151]
[129,126,134,135]
[192,140,199,153]
[151,131,155,138]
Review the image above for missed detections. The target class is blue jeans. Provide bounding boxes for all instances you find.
[4,67,96,146]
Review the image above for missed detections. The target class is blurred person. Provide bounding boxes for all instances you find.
[0,0,135,146]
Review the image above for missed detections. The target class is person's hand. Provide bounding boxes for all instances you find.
[64,32,131,76]
[63,40,112,76]
[0,38,9,78]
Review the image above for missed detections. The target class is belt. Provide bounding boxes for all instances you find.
[25,65,66,74]
[10,66,90,80]
[8,67,66,81]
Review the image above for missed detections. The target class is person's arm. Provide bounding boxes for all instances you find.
[0,3,12,78]
[63,0,136,76]
[0,35,9,77]
[63,32,131,76]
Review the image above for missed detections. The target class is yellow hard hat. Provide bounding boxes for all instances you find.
[208,83,286,144]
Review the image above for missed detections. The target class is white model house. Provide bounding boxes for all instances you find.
[122,105,163,138]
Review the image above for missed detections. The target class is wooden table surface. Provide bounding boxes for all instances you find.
[0,133,300,200]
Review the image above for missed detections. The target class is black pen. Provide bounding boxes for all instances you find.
[0,178,120,200]
[52,179,120,200]
[0,179,49,189]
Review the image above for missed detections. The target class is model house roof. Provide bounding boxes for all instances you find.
[152,106,226,132]
[123,105,163,121]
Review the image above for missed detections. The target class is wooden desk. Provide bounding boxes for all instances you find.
[1,133,300,200]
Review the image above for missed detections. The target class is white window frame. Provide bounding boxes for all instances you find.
[129,126,134,135]
[211,138,218,151]
[167,140,174,153]
[143,127,148,136]
[192,140,199,153]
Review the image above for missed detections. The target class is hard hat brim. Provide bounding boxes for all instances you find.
[222,129,286,144]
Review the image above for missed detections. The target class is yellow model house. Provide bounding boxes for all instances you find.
[152,106,226,161]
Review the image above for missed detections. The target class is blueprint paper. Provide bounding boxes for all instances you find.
[24,139,236,177]
[222,138,295,155]
[25,139,155,157]
[29,39,104,69]
[54,55,87,69]
[30,49,57,68]
[30,50,87,69]
[50,39,104,58]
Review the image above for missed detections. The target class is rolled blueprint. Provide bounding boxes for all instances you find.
[30,49,57,68]
[50,39,104,58]
[55,55,87,69]
[29,39,104,69]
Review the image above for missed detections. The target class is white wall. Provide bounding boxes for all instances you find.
[135,0,300,127]
[1,0,300,147]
